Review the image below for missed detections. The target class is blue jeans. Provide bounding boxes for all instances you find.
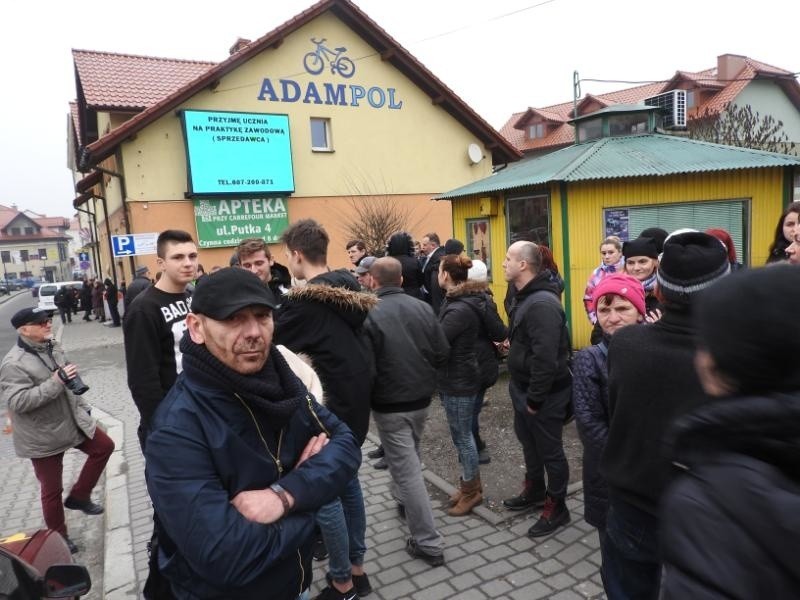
[441,393,479,481]
[316,476,367,583]
[601,497,661,600]
[472,388,486,441]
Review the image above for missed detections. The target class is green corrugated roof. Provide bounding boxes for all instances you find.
[436,134,800,200]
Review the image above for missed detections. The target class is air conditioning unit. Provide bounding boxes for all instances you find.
[644,90,687,129]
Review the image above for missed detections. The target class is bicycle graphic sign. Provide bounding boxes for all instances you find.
[303,38,355,78]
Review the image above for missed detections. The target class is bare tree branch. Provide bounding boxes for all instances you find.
[688,103,797,155]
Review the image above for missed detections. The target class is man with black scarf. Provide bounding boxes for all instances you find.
[144,268,361,600]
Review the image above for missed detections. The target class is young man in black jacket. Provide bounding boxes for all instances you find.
[502,241,573,537]
[275,219,377,600]
[599,231,730,600]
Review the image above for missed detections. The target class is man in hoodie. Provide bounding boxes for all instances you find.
[502,241,573,538]
[236,237,292,299]
[275,219,377,600]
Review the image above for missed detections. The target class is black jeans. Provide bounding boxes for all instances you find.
[600,496,661,600]
[509,379,570,499]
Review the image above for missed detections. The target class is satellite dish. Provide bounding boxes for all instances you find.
[467,143,483,165]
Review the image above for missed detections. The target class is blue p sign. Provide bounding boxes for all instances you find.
[112,235,135,256]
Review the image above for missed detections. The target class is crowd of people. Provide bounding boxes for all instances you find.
[2,208,799,599]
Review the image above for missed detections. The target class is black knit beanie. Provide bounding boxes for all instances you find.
[444,238,465,255]
[622,236,659,259]
[656,232,729,304]
[696,265,800,394]
[640,227,669,253]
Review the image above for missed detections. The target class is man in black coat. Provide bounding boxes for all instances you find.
[420,232,444,312]
[659,265,800,599]
[124,265,151,313]
[599,231,730,600]
[104,278,121,327]
[275,219,377,599]
[502,241,573,538]
[363,257,450,567]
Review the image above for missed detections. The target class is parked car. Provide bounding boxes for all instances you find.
[0,529,91,598]
[37,281,84,312]
[0,284,8,295]
[31,282,44,298]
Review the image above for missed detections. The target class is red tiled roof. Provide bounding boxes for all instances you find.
[81,0,520,167]
[73,49,217,110]
[501,56,800,153]
[0,208,17,230]
[69,101,82,147]
[34,217,70,229]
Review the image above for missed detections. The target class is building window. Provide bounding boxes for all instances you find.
[507,194,551,248]
[466,218,492,281]
[686,89,695,108]
[0,251,9,264]
[608,114,649,136]
[24,227,34,235]
[20,249,29,262]
[528,123,546,139]
[603,199,749,264]
[10,227,20,236]
[38,248,47,260]
[577,118,603,143]
[310,118,332,151]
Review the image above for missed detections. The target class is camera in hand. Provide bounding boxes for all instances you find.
[57,366,90,395]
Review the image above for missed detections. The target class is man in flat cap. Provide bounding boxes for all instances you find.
[1,307,114,554]
[124,264,152,312]
[144,268,361,600]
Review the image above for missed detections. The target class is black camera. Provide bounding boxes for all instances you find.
[57,365,90,395]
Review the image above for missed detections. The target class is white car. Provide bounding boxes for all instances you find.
[37,281,84,312]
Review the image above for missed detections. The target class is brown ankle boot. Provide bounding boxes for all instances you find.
[449,478,464,507]
[448,476,482,516]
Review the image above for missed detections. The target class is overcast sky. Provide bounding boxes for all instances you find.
[1,0,797,218]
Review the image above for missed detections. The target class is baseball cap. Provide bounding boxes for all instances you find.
[355,256,377,275]
[191,268,278,319]
[11,307,53,329]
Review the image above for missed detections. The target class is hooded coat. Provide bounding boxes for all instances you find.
[507,270,571,410]
[386,232,424,299]
[660,394,800,599]
[437,280,507,395]
[274,270,377,445]
[1,337,95,458]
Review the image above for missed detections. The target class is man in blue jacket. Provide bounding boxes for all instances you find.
[145,268,361,600]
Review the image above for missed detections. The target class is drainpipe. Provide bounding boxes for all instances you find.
[95,160,136,276]
[75,204,102,279]
[95,193,118,285]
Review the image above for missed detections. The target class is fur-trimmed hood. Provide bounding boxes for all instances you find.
[284,270,377,330]
[444,279,492,299]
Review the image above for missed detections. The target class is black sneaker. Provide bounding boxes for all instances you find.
[366,445,384,460]
[527,495,570,538]
[64,496,104,515]
[63,535,79,554]
[312,533,328,561]
[502,483,546,511]
[396,503,406,520]
[405,538,444,567]
[372,457,388,470]
[352,573,373,597]
[313,584,357,600]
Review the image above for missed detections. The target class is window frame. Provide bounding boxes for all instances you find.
[465,217,492,282]
[310,117,333,152]
[506,193,552,249]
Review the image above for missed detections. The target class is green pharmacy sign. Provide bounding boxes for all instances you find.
[193,197,288,248]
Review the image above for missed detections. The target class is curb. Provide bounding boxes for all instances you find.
[365,431,583,527]
[92,407,138,599]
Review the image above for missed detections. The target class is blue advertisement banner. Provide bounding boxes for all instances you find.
[181,110,295,195]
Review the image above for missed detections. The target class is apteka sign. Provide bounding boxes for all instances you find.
[257,37,403,110]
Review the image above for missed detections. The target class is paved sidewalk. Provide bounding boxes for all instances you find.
[3,317,606,599]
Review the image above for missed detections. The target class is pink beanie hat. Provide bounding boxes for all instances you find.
[591,273,646,316]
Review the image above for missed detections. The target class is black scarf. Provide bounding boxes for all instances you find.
[180,334,306,426]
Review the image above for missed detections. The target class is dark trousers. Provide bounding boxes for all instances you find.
[107,302,121,326]
[57,306,72,324]
[509,379,570,499]
[30,428,114,536]
[600,496,661,600]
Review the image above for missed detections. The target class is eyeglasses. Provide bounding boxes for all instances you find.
[34,319,54,326]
